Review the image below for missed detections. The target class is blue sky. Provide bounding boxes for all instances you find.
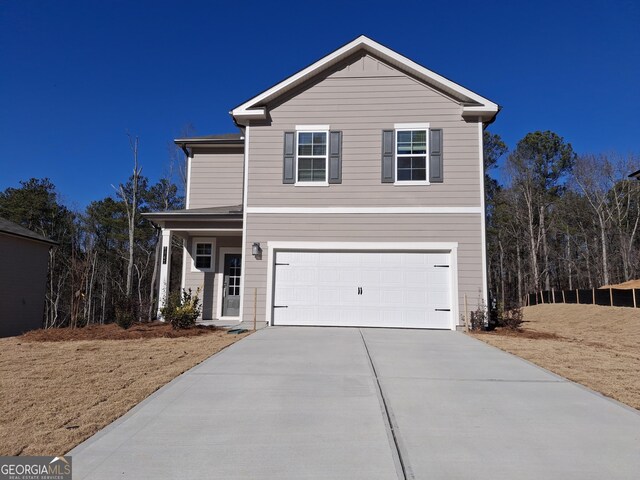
[1,0,639,208]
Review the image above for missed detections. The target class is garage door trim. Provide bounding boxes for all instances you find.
[265,242,459,330]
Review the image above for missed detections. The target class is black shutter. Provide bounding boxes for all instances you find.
[283,132,296,184]
[328,131,342,184]
[429,129,443,183]
[381,130,394,183]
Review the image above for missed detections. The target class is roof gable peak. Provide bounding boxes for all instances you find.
[231,35,498,124]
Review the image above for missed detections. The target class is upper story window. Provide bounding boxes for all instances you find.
[283,126,341,185]
[296,129,328,185]
[396,128,428,183]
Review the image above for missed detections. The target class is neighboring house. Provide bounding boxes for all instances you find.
[145,35,499,330]
[0,217,56,337]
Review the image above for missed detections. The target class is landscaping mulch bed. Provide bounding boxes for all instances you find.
[21,321,217,342]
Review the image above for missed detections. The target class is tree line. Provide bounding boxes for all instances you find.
[2,130,638,328]
[0,138,184,328]
[485,130,640,309]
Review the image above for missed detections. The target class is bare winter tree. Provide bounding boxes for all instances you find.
[116,134,143,298]
[573,154,615,285]
[170,123,196,196]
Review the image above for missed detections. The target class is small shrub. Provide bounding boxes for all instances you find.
[469,302,488,331]
[115,297,136,330]
[499,306,524,330]
[161,288,202,330]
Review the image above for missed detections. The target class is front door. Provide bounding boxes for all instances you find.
[222,253,241,317]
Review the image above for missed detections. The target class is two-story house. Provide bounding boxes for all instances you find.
[145,35,499,330]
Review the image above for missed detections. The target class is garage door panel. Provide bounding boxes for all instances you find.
[429,253,450,266]
[429,310,452,329]
[273,251,453,329]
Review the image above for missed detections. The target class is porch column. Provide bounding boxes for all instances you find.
[157,229,173,320]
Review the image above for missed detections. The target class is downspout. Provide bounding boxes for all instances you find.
[231,110,249,326]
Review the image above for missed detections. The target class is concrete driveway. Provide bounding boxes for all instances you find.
[70,328,640,479]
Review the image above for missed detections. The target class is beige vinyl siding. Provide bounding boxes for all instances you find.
[189,147,244,209]
[241,213,483,327]
[182,235,241,320]
[247,53,481,207]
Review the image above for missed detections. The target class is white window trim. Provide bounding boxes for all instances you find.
[215,247,242,321]
[296,124,330,131]
[295,129,330,186]
[264,241,459,331]
[190,237,216,273]
[394,124,430,186]
[394,122,430,129]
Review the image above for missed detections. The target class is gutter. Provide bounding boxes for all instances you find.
[483,105,503,129]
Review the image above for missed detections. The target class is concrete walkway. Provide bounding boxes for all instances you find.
[70,328,640,479]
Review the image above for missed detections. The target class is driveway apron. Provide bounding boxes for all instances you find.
[362,329,640,480]
[71,328,640,479]
[70,328,401,479]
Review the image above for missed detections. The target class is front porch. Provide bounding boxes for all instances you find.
[143,206,244,324]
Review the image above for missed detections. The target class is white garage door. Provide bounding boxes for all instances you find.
[272,251,453,329]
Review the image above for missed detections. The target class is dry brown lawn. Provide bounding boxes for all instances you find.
[0,325,250,456]
[472,304,640,410]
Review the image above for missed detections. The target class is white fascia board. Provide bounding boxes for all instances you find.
[462,106,500,120]
[170,228,243,232]
[246,206,482,214]
[232,35,498,121]
[231,108,267,123]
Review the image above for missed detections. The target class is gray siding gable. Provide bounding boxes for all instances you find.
[247,52,482,208]
[188,147,244,209]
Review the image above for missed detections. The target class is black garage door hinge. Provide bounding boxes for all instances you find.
[275,263,289,266]
[435,308,451,311]
[434,265,450,268]
[273,305,289,308]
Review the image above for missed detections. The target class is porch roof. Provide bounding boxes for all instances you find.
[144,205,242,220]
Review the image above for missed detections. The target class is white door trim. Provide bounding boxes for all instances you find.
[216,247,242,321]
[265,241,459,330]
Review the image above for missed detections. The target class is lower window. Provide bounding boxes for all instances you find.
[192,240,215,272]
